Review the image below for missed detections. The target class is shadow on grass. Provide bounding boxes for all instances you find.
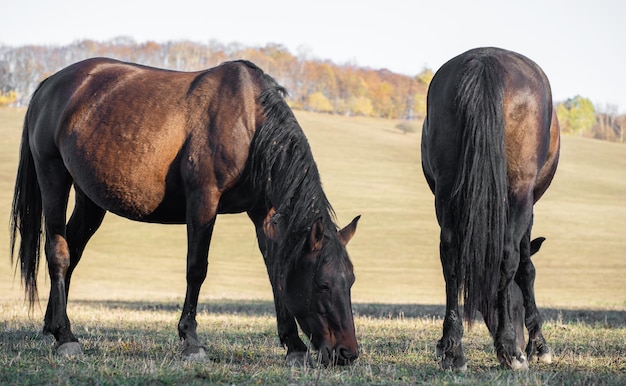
[71,299,626,328]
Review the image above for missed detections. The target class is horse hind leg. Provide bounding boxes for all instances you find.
[45,187,107,357]
[436,208,467,371]
[37,160,82,356]
[65,187,107,295]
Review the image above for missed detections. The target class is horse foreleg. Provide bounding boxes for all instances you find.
[517,228,551,363]
[483,281,525,356]
[495,281,528,370]
[274,292,313,367]
[178,214,216,361]
[437,225,467,371]
[247,205,311,367]
[265,258,310,366]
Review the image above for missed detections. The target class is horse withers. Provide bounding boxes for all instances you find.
[421,47,560,370]
[10,58,360,366]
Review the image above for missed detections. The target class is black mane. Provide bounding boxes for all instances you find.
[249,77,338,268]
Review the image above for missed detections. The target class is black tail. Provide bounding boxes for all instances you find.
[10,110,43,308]
[451,55,508,326]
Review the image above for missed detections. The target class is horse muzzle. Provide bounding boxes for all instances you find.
[319,343,359,366]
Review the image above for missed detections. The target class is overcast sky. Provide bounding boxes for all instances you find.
[3,0,625,112]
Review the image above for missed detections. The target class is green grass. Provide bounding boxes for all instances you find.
[1,107,625,384]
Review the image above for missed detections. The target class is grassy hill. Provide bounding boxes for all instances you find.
[1,108,624,309]
[1,108,624,384]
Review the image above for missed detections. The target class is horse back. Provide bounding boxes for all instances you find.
[423,47,559,196]
[27,58,268,221]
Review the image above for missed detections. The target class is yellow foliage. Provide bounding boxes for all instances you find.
[306,92,333,113]
[412,93,427,119]
[348,96,373,116]
[0,90,18,107]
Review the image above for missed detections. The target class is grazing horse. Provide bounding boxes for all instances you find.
[10,58,360,366]
[421,47,560,370]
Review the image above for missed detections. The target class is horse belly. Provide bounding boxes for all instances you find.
[75,163,177,221]
[61,133,185,222]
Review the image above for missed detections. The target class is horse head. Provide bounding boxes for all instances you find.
[264,210,360,365]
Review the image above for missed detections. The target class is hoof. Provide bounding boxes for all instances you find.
[444,361,468,372]
[435,344,443,358]
[182,346,206,361]
[440,358,468,372]
[437,351,467,371]
[510,354,529,371]
[56,342,83,357]
[436,343,467,371]
[286,351,316,368]
[528,344,552,364]
[538,351,552,364]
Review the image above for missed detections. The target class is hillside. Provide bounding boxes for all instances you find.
[0,108,624,309]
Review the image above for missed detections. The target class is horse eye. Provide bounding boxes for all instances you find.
[317,282,330,292]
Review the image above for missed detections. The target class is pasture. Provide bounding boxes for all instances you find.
[1,107,624,384]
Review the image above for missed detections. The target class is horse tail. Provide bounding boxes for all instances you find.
[452,55,508,327]
[10,100,44,309]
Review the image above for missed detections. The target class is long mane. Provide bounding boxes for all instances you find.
[249,72,338,271]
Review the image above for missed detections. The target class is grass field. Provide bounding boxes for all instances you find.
[1,107,625,384]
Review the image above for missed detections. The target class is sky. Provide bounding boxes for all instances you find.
[3,0,625,112]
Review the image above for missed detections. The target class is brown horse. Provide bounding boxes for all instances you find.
[421,47,560,370]
[10,58,360,366]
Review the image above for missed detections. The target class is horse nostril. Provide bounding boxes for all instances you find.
[337,345,358,364]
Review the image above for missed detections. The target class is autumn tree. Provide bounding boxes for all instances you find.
[3,39,619,141]
[0,90,17,106]
[592,104,623,142]
[556,96,596,136]
[305,91,333,113]
[411,68,434,119]
[346,96,373,116]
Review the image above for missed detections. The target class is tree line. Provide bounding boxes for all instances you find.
[0,38,432,120]
[0,38,622,141]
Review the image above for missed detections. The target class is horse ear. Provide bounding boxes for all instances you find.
[308,219,324,252]
[530,237,546,256]
[338,215,360,245]
[262,207,280,241]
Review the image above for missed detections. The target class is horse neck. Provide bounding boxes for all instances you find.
[251,88,336,232]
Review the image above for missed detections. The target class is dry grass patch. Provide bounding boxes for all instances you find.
[1,301,625,384]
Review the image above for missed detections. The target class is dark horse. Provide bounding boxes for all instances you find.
[421,47,560,370]
[10,58,360,366]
